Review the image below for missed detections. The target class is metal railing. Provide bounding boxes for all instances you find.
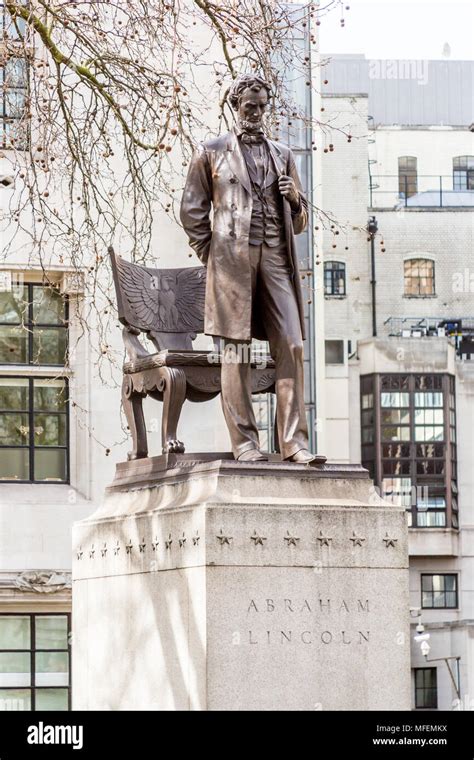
[383,316,474,359]
[369,175,474,208]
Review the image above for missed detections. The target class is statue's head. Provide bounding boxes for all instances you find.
[228,75,272,133]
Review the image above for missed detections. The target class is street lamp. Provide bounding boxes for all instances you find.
[413,621,461,701]
[367,216,378,337]
[420,640,431,658]
[367,215,378,236]
[414,622,430,655]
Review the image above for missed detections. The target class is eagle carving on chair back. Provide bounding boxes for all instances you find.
[110,250,206,341]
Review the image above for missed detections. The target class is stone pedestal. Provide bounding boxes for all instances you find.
[72,455,411,711]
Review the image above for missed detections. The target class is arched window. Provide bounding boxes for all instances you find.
[324,261,346,296]
[404,259,435,296]
[398,156,417,198]
[453,156,474,191]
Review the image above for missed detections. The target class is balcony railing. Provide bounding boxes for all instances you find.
[383,316,474,359]
[369,175,474,208]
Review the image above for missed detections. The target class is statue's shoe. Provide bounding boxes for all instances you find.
[236,449,269,462]
[284,449,327,465]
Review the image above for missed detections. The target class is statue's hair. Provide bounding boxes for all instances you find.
[228,75,272,110]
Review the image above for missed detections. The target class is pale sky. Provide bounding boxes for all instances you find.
[319,0,474,60]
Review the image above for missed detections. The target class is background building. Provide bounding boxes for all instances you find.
[322,54,474,710]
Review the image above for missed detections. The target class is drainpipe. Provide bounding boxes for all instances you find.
[367,215,378,337]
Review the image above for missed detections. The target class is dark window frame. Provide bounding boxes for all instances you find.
[360,373,457,529]
[324,261,346,296]
[0,375,70,484]
[398,156,418,198]
[0,282,68,366]
[414,667,437,709]
[0,56,28,150]
[453,155,474,191]
[0,612,71,711]
[360,374,375,478]
[421,573,458,609]
[0,2,29,150]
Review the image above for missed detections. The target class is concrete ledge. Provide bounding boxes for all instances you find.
[409,527,460,557]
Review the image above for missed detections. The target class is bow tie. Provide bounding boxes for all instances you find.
[240,132,265,145]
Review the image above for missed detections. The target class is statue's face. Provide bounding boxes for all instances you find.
[238,87,268,132]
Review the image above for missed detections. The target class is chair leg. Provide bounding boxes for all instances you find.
[159,368,187,454]
[122,376,148,460]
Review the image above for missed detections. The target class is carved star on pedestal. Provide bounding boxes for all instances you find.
[76,547,83,561]
[216,528,232,546]
[125,540,133,554]
[192,532,200,546]
[101,543,107,558]
[350,531,366,547]
[152,537,159,551]
[139,539,146,553]
[383,533,398,548]
[89,545,95,559]
[317,530,332,546]
[284,531,300,546]
[113,541,120,556]
[178,533,186,548]
[250,530,267,546]
[165,533,173,550]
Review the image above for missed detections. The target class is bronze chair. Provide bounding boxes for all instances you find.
[109,246,276,460]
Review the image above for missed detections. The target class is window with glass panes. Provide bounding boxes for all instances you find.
[0,614,71,711]
[360,375,375,478]
[360,374,457,528]
[324,261,346,296]
[0,282,68,365]
[0,281,69,482]
[1,3,28,149]
[421,574,458,609]
[414,667,437,709]
[453,156,474,191]
[252,392,276,452]
[449,376,458,527]
[0,376,68,482]
[398,156,417,198]
[1,2,26,37]
[404,259,435,296]
[0,56,27,150]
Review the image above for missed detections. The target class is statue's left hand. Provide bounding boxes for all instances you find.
[278,175,300,209]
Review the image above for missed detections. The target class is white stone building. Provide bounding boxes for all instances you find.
[321,54,474,711]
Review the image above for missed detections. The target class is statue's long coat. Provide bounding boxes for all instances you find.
[180,129,308,342]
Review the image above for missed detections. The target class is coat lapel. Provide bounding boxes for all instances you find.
[266,139,293,261]
[226,130,252,195]
[266,139,287,178]
[225,131,287,194]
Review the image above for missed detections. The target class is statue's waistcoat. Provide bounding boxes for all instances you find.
[240,142,285,247]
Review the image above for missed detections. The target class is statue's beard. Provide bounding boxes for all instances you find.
[239,117,263,133]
